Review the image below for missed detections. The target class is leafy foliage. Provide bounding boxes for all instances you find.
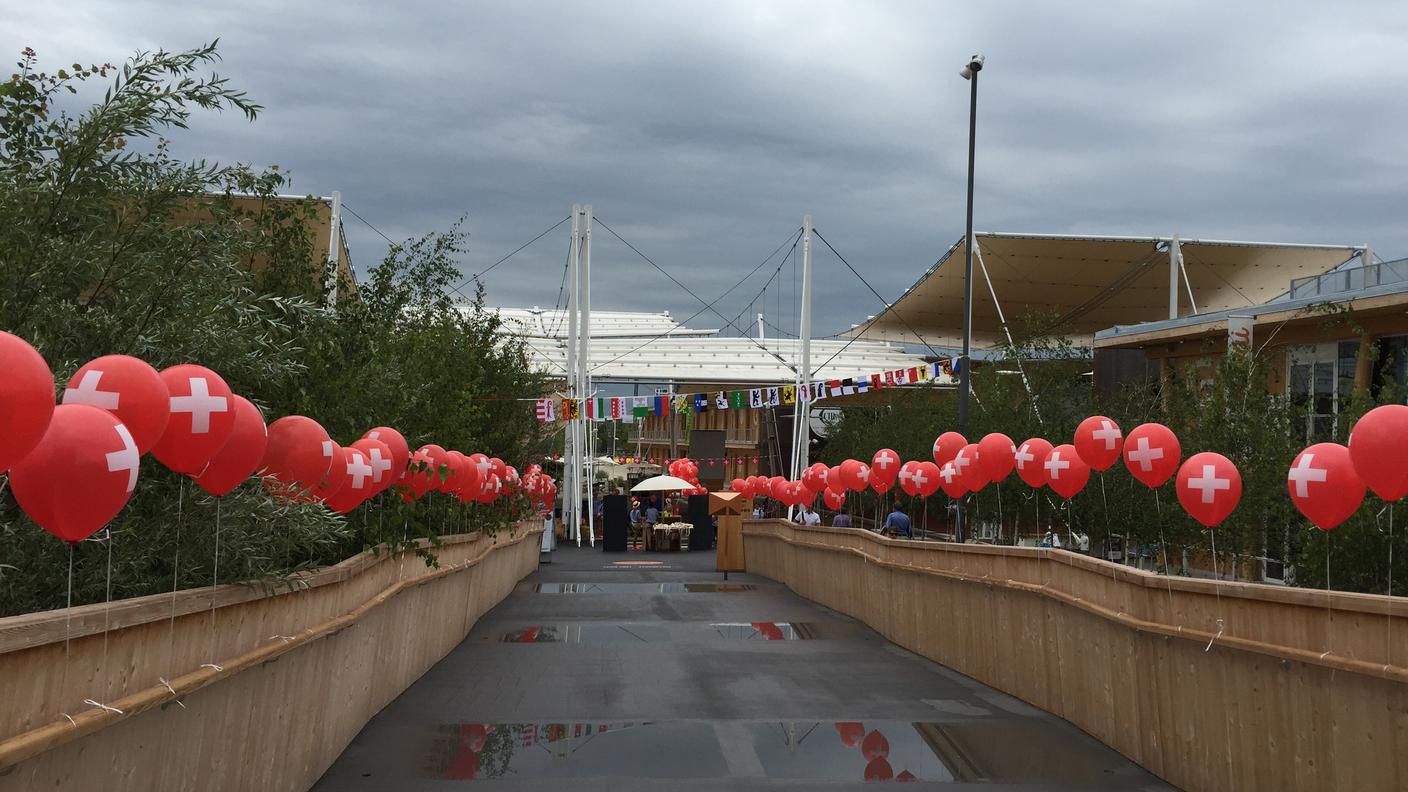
[0,44,546,616]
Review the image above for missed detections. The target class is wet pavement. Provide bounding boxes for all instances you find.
[313,545,1176,790]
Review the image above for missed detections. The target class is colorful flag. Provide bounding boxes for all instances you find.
[730,390,746,410]
[855,376,869,394]
[561,398,578,420]
[715,391,728,409]
[766,387,781,406]
[893,368,909,385]
[749,389,764,408]
[781,385,796,405]
[633,397,650,419]
[908,366,922,383]
[884,370,896,387]
[535,398,555,422]
[610,397,623,420]
[653,395,670,416]
[870,373,883,390]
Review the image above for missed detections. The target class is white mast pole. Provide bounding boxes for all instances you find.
[566,205,582,544]
[790,215,814,517]
[582,204,595,547]
[1168,235,1181,320]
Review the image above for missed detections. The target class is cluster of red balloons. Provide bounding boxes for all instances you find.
[667,458,708,495]
[0,331,549,546]
[832,722,914,782]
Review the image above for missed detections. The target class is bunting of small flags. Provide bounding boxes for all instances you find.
[533,358,960,422]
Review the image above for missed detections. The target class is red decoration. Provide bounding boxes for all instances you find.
[62,354,170,455]
[1042,444,1090,500]
[823,488,846,510]
[977,432,1016,483]
[953,443,985,492]
[149,364,236,474]
[9,404,139,542]
[932,431,966,466]
[1074,415,1123,472]
[802,462,830,493]
[897,461,922,496]
[261,416,333,499]
[1348,405,1408,501]
[839,459,870,492]
[1289,443,1365,531]
[834,722,864,748]
[914,461,941,497]
[1176,452,1242,527]
[489,456,508,481]
[193,396,267,496]
[861,729,890,760]
[1014,438,1053,489]
[938,461,967,499]
[770,477,790,501]
[871,476,893,495]
[325,446,376,514]
[730,477,747,493]
[864,757,893,782]
[441,450,469,494]
[311,442,349,502]
[0,331,55,474]
[1122,423,1181,488]
[350,436,396,495]
[870,448,900,484]
[896,770,917,781]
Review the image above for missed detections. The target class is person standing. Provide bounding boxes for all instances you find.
[796,505,821,526]
[882,502,912,539]
[831,507,852,528]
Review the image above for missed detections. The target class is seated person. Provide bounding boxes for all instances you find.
[882,502,912,539]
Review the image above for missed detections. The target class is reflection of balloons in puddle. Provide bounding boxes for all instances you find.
[862,729,889,760]
[896,769,916,781]
[461,723,490,752]
[444,746,481,779]
[751,622,786,640]
[834,721,865,748]
[864,757,893,781]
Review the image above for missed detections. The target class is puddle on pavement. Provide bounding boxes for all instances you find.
[491,622,862,643]
[521,582,756,594]
[424,719,1147,784]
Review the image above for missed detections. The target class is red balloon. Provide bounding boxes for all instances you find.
[825,465,844,493]
[1043,444,1090,500]
[864,757,893,782]
[839,459,870,492]
[489,457,508,481]
[1289,443,1365,531]
[834,722,864,748]
[311,442,349,502]
[1176,452,1242,528]
[193,396,267,496]
[932,431,966,466]
[404,444,448,499]
[896,770,917,781]
[1349,405,1408,502]
[350,437,396,494]
[977,433,1016,483]
[914,461,941,497]
[871,476,893,495]
[937,461,967,499]
[441,450,469,494]
[1074,416,1123,472]
[870,448,900,483]
[465,453,492,493]
[823,488,846,510]
[770,477,790,501]
[475,473,502,504]
[802,463,829,493]
[897,461,922,496]
[1014,438,1053,489]
[730,477,747,493]
[149,364,236,474]
[261,416,333,498]
[325,446,377,513]
[62,354,170,455]
[953,443,986,492]
[862,729,890,760]
[9,404,139,542]
[0,331,55,474]
[361,426,410,482]
[792,481,814,507]
[1123,423,1182,488]
[526,463,542,476]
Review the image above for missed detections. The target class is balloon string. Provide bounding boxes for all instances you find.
[207,499,221,664]
[1388,504,1394,670]
[1208,528,1224,649]
[1154,489,1174,611]
[61,541,75,725]
[1099,474,1115,582]
[101,527,114,703]
[167,479,185,676]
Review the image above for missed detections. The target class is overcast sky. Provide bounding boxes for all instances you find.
[15,1,1408,338]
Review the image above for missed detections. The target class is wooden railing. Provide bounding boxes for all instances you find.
[743,519,1408,792]
[0,523,542,791]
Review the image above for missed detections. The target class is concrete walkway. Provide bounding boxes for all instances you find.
[314,544,1174,790]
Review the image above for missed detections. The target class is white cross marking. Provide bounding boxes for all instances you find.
[1044,451,1070,479]
[367,430,381,440]
[1187,464,1231,504]
[368,447,392,482]
[911,468,930,489]
[476,457,493,480]
[856,464,870,484]
[939,464,957,484]
[952,452,972,474]
[106,424,139,492]
[1093,419,1122,450]
[169,377,227,433]
[322,440,335,458]
[898,466,915,485]
[1015,444,1035,469]
[346,451,373,490]
[873,451,896,471]
[64,370,120,410]
[1127,436,1165,472]
[1288,453,1328,498]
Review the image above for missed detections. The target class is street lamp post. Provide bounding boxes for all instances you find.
[956,54,983,544]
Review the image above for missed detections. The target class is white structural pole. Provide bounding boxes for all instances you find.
[324,191,342,304]
[1168,235,1181,320]
[757,313,765,340]
[582,204,595,547]
[566,206,582,544]
[791,215,814,486]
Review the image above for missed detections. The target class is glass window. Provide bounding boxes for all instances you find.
[1313,362,1334,416]
[1289,363,1310,405]
[1337,340,1359,405]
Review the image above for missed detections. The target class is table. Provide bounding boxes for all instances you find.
[651,522,692,552]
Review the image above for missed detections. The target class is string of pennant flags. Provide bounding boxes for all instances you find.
[534,358,959,423]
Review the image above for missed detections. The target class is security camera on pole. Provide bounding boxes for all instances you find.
[955,53,983,544]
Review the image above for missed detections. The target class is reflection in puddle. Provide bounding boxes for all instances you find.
[493,622,853,643]
[523,582,756,593]
[424,719,1145,783]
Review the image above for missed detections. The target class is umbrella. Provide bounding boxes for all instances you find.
[630,475,695,492]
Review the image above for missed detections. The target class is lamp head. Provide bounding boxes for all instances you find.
[959,54,985,80]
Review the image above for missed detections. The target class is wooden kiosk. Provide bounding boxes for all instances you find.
[710,491,748,572]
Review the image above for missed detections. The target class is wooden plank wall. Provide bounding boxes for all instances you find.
[0,523,541,791]
[743,519,1408,792]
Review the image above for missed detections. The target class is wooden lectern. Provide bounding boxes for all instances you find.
[710,491,749,573]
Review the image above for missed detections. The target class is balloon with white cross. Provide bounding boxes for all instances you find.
[62,354,171,455]
[361,426,410,483]
[325,447,377,514]
[1014,438,1052,489]
[1176,452,1242,527]
[1074,416,1124,472]
[149,364,236,474]
[932,431,966,467]
[938,460,966,499]
[870,449,900,485]
[350,436,395,495]
[1348,405,1408,502]
[193,396,268,496]
[952,443,986,492]
[1122,423,1181,488]
[0,331,55,474]
[823,487,846,510]
[260,415,333,500]
[914,461,941,497]
[802,462,830,493]
[311,442,350,502]
[440,450,469,494]
[404,444,448,501]
[9,404,139,542]
[977,433,1016,483]
[1288,443,1365,531]
[896,461,922,497]
[1042,444,1090,500]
